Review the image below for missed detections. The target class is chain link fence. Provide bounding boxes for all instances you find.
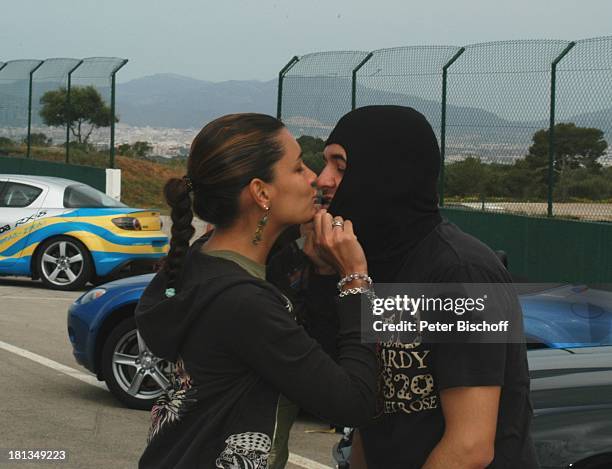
[279,38,612,222]
[30,58,82,160]
[355,45,462,142]
[0,56,126,168]
[70,57,127,167]
[279,51,369,138]
[554,37,612,221]
[444,40,571,216]
[0,60,43,153]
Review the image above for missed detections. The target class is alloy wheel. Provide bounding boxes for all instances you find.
[111,329,172,400]
[40,240,84,286]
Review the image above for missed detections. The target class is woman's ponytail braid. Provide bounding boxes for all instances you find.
[162,176,195,292]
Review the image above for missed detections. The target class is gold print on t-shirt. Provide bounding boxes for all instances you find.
[380,341,439,415]
[383,368,395,400]
[394,374,411,399]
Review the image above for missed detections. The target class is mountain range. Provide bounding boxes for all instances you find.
[1,73,611,151]
[114,74,612,143]
[116,74,277,128]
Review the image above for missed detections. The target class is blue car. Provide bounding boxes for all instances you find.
[67,276,612,409]
[520,284,612,348]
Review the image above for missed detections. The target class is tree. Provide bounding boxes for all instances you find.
[23,132,52,146]
[39,86,117,145]
[297,135,325,154]
[507,158,547,200]
[117,141,153,158]
[526,123,608,173]
[0,137,15,147]
[297,135,325,174]
[0,137,16,155]
[445,157,490,198]
[554,167,612,201]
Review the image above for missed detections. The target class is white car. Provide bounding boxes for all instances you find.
[0,174,168,290]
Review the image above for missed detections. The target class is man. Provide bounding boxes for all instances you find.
[270,105,537,468]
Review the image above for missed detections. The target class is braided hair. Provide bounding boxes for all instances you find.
[162,113,285,292]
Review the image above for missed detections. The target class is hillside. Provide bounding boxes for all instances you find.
[118,156,183,210]
[1,147,182,211]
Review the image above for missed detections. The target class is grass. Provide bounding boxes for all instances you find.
[119,156,183,211]
[1,145,184,212]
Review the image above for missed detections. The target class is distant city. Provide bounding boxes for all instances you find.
[0,124,195,158]
[1,122,611,167]
[113,124,195,158]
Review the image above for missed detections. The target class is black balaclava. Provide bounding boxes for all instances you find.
[326,105,442,283]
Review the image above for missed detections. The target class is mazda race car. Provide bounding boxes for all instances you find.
[0,174,168,290]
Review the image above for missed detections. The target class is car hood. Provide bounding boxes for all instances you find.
[98,273,155,290]
[520,284,612,319]
[528,346,612,410]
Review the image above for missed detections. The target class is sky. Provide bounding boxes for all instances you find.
[1,0,611,83]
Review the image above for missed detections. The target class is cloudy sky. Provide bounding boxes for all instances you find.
[2,0,611,82]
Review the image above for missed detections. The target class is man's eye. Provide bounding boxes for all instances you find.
[338,165,346,173]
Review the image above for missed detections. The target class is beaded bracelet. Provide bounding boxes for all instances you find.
[337,272,372,291]
[338,286,378,305]
[338,286,370,297]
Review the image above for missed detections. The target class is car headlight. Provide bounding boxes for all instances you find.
[79,288,107,304]
[112,217,142,230]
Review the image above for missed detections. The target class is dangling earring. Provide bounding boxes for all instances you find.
[252,206,270,245]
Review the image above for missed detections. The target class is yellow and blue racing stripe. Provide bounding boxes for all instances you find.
[0,208,169,277]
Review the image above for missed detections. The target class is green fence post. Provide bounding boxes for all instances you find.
[65,60,83,164]
[277,56,299,120]
[548,42,576,217]
[26,61,44,158]
[439,47,465,207]
[109,59,128,168]
[351,52,373,110]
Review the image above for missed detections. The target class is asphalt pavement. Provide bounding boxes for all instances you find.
[0,277,339,469]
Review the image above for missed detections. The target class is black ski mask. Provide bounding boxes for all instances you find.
[326,105,442,282]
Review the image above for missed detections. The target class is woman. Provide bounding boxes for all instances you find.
[135,113,378,468]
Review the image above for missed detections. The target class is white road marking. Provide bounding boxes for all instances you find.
[0,339,334,469]
[0,295,76,301]
[0,339,106,389]
[288,453,334,469]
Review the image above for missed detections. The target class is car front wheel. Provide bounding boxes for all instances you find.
[101,317,172,410]
[37,236,92,290]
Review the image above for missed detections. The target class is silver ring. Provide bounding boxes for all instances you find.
[332,220,344,228]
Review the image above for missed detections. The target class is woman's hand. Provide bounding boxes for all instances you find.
[312,209,368,279]
[300,221,336,275]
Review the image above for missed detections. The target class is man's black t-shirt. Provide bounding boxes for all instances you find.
[360,220,539,469]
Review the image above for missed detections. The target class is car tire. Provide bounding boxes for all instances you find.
[37,236,92,291]
[101,316,172,410]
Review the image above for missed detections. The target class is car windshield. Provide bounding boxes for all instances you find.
[63,184,127,208]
